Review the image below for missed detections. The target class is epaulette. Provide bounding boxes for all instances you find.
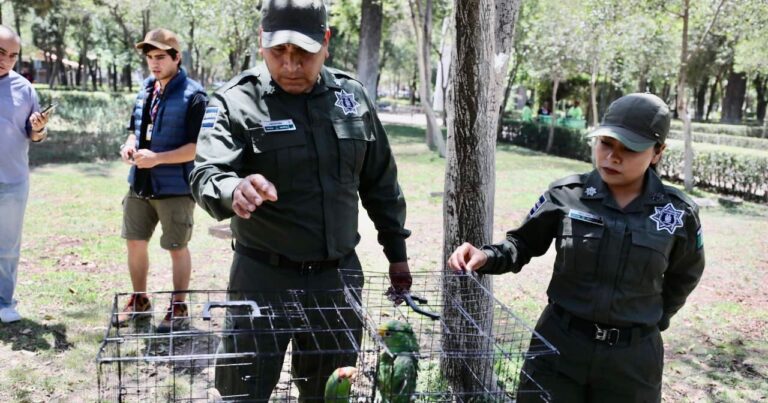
[664,185,698,210]
[549,174,585,189]
[217,67,262,94]
[326,67,363,86]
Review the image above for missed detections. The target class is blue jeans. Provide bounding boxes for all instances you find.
[0,180,29,309]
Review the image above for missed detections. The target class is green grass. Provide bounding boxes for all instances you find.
[1,123,766,402]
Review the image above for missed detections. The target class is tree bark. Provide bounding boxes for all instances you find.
[754,74,767,123]
[357,0,383,101]
[590,60,600,128]
[676,0,694,191]
[409,0,446,157]
[442,0,521,395]
[705,71,722,121]
[546,78,560,153]
[721,70,747,124]
[695,76,708,121]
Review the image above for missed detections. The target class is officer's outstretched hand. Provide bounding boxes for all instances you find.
[388,261,412,293]
[233,174,278,219]
[448,242,487,273]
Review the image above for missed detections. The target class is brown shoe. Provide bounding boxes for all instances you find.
[156,301,190,333]
[112,293,152,327]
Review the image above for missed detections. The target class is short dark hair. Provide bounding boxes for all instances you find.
[141,45,181,67]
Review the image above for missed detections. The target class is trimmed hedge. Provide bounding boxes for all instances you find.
[667,129,768,150]
[500,120,768,202]
[669,120,767,138]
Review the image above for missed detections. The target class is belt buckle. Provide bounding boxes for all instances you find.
[300,261,318,273]
[594,324,620,346]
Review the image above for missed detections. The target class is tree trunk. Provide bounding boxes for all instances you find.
[676,0,693,191]
[754,74,767,123]
[357,0,383,101]
[694,76,708,121]
[590,59,600,127]
[140,9,150,77]
[721,70,747,124]
[442,0,520,395]
[496,56,519,137]
[705,71,722,121]
[188,19,197,80]
[13,8,21,73]
[408,0,446,157]
[546,78,560,153]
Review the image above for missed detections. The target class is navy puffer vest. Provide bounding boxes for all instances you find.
[128,68,205,196]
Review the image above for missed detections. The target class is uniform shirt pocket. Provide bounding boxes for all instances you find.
[246,125,307,192]
[625,230,674,291]
[560,218,604,280]
[332,117,373,184]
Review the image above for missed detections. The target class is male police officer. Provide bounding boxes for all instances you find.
[191,0,412,399]
[116,28,207,333]
[0,25,49,323]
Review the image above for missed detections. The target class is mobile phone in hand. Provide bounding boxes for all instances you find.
[41,103,58,115]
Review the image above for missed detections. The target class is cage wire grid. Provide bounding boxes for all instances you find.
[96,272,556,402]
[340,271,557,402]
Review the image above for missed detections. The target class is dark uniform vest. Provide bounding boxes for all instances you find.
[128,68,205,196]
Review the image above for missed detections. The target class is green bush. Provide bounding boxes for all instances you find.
[660,141,768,202]
[36,89,134,136]
[501,120,768,202]
[667,130,768,150]
[499,120,591,162]
[669,120,767,138]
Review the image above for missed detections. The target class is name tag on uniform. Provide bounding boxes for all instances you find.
[146,124,153,141]
[568,209,603,226]
[262,119,296,133]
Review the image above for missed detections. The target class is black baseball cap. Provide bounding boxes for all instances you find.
[588,93,671,152]
[261,0,328,53]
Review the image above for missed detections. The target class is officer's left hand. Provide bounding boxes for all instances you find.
[29,111,49,132]
[132,149,161,169]
[388,261,412,293]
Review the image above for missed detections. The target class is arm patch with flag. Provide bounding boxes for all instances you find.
[201,106,219,129]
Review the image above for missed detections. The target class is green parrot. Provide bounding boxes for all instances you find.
[377,319,419,403]
[325,366,358,402]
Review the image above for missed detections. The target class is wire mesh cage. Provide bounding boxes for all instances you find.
[96,272,556,402]
[340,271,558,402]
[96,288,379,402]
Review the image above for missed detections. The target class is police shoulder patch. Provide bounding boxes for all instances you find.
[528,194,548,218]
[200,106,219,130]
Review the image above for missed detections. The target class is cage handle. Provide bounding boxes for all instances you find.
[202,301,262,321]
[404,293,441,320]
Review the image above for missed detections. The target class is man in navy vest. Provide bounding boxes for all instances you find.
[116,28,207,333]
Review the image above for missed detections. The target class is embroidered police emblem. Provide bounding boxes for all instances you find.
[649,203,685,234]
[528,194,547,218]
[334,90,360,115]
[585,186,597,197]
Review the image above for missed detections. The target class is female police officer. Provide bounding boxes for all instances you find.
[448,93,705,402]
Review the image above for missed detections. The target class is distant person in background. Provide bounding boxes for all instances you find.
[20,67,33,83]
[538,100,551,116]
[568,100,584,120]
[521,101,533,122]
[0,25,50,324]
[115,28,207,333]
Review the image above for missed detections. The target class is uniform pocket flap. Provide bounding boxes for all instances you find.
[631,231,673,254]
[563,218,604,238]
[247,126,306,153]
[332,118,374,141]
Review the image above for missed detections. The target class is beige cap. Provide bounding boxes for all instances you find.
[135,28,181,52]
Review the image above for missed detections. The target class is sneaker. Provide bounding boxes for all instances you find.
[112,293,152,327]
[0,307,22,323]
[156,301,190,333]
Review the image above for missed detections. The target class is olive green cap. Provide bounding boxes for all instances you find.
[588,93,670,152]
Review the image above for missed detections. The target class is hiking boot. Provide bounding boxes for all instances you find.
[112,293,152,327]
[156,301,190,333]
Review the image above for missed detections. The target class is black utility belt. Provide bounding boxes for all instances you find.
[234,242,339,271]
[551,304,656,346]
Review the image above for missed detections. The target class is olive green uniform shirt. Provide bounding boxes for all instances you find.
[191,64,409,262]
[481,169,705,329]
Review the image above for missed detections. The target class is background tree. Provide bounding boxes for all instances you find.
[357,0,383,100]
[442,0,520,393]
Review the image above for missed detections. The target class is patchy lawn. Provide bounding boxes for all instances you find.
[1,124,765,402]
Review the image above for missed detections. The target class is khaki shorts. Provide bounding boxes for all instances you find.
[121,190,195,250]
